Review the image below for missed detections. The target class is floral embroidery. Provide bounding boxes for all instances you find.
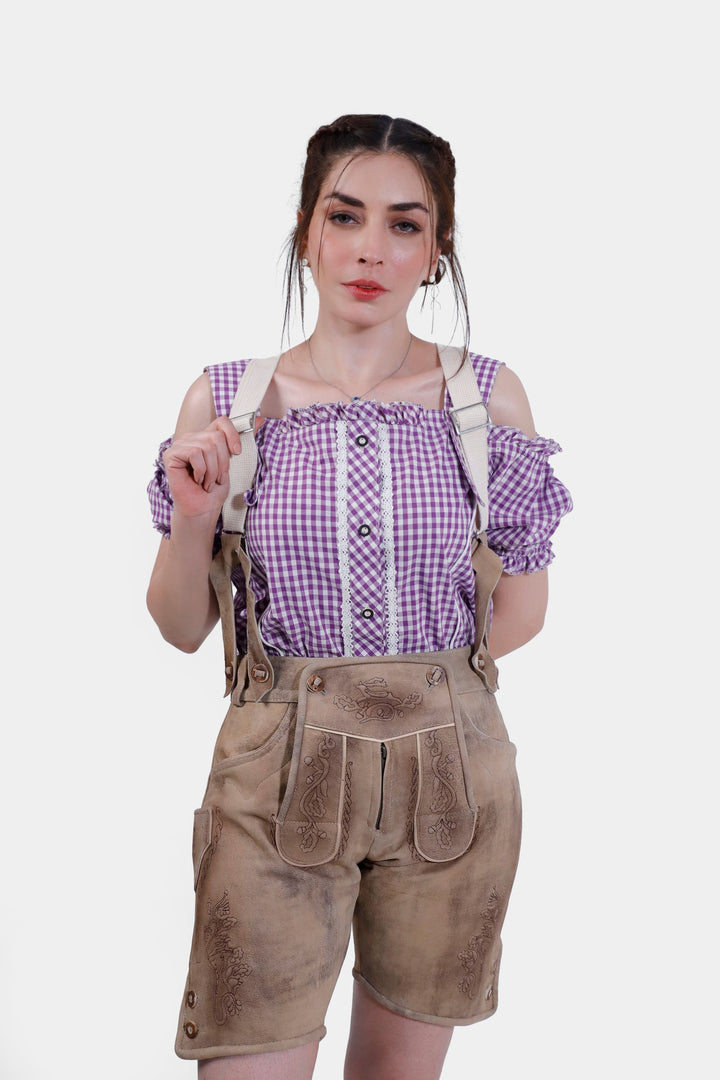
[425,731,458,848]
[296,733,336,853]
[458,887,501,999]
[204,892,253,1024]
[334,678,422,722]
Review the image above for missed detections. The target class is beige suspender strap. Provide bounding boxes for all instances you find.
[438,345,502,690]
[221,354,281,534]
[211,355,280,698]
[438,344,490,535]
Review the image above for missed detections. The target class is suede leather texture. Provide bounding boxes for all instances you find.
[175,647,521,1060]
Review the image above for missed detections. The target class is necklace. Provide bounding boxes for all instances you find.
[307,335,414,402]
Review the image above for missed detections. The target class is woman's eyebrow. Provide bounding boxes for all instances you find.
[324,191,429,214]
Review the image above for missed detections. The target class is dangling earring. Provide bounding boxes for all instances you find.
[428,274,440,334]
[300,256,309,294]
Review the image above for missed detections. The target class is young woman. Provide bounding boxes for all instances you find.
[147,114,572,1080]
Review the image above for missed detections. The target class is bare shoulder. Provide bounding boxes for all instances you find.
[487,364,537,438]
[174,371,217,436]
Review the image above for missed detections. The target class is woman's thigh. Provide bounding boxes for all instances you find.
[344,981,453,1080]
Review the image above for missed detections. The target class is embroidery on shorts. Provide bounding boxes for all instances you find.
[336,759,354,860]
[333,677,422,722]
[426,731,459,849]
[406,756,422,861]
[197,808,223,889]
[457,887,502,999]
[297,733,336,853]
[204,891,253,1024]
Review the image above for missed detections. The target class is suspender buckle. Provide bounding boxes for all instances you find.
[449,401,489,435]
[229,409,258,434]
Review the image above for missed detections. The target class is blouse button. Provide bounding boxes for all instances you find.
[358,524,371,537]
[361,608,374,619]
[355,435,369,446]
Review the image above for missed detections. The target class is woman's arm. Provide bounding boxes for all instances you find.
[146,373,243,652]
[485,365,549,659]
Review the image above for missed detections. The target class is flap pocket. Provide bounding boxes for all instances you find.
[275,726,347,867]
[413,727,477,862]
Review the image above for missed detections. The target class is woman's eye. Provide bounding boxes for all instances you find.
[393,220,421,234]
[329,212,357,225]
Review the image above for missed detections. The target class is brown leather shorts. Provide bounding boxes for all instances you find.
[175,647,522,1060]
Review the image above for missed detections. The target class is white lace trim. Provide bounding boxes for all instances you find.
[335,421,355,655]
[378,424,399,655]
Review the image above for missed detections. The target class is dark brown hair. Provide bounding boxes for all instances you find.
[283,114,469,346]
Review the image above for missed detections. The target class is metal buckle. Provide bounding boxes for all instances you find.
[448,401,489,435]
[229,409,257,434]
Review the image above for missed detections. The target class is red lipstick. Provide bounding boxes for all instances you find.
[343,279,387,301]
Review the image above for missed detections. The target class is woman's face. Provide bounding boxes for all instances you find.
[304,152,440,328]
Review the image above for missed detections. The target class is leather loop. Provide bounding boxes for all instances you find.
[470,534,503,692]
[209,533,243,697]
[236,542,275,702]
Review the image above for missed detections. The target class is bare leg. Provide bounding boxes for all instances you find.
[198,1041,319,1080]
[344,981,453,1080]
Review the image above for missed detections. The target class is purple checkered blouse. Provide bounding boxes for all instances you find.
[148,353,572,657]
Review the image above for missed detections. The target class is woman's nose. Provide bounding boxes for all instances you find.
[357,224,385,265]
[358,251,384,266]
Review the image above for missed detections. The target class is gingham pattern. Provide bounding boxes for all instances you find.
[147,353,572,657]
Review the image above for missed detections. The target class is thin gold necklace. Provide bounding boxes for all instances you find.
[307,335,414,402]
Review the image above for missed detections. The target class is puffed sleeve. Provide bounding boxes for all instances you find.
[486,426,573,575]
[147,437,174,536]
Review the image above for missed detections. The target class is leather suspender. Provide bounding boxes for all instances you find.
[209,346,503,699]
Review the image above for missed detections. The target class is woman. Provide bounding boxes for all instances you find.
[147,114,571,1080]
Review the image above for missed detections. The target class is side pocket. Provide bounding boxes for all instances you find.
[211,701,296,771]
[459,689,513,744]
[192,807,213,891]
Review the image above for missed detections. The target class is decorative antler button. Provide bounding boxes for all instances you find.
[426,665,445,687]
[306,674,325,693]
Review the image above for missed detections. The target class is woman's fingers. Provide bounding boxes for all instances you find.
[163,418,244,494]
[215,415,244,456]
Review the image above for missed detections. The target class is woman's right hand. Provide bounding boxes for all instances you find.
[162,416,243,521]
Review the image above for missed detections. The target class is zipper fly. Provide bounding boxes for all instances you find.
[375,742,388,829]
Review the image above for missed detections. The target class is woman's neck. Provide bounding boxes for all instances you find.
[307,314,415,386]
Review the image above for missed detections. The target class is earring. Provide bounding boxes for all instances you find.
[300,257,310,268]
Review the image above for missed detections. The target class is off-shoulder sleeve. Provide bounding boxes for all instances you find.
[147,437,174,536]
[486,425,573,575]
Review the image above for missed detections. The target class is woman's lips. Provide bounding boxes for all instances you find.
[343,280,387,301]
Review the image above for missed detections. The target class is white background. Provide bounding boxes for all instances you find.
[1,1,717,1077]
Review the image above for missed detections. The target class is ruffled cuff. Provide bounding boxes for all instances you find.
[486,425,573,575]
